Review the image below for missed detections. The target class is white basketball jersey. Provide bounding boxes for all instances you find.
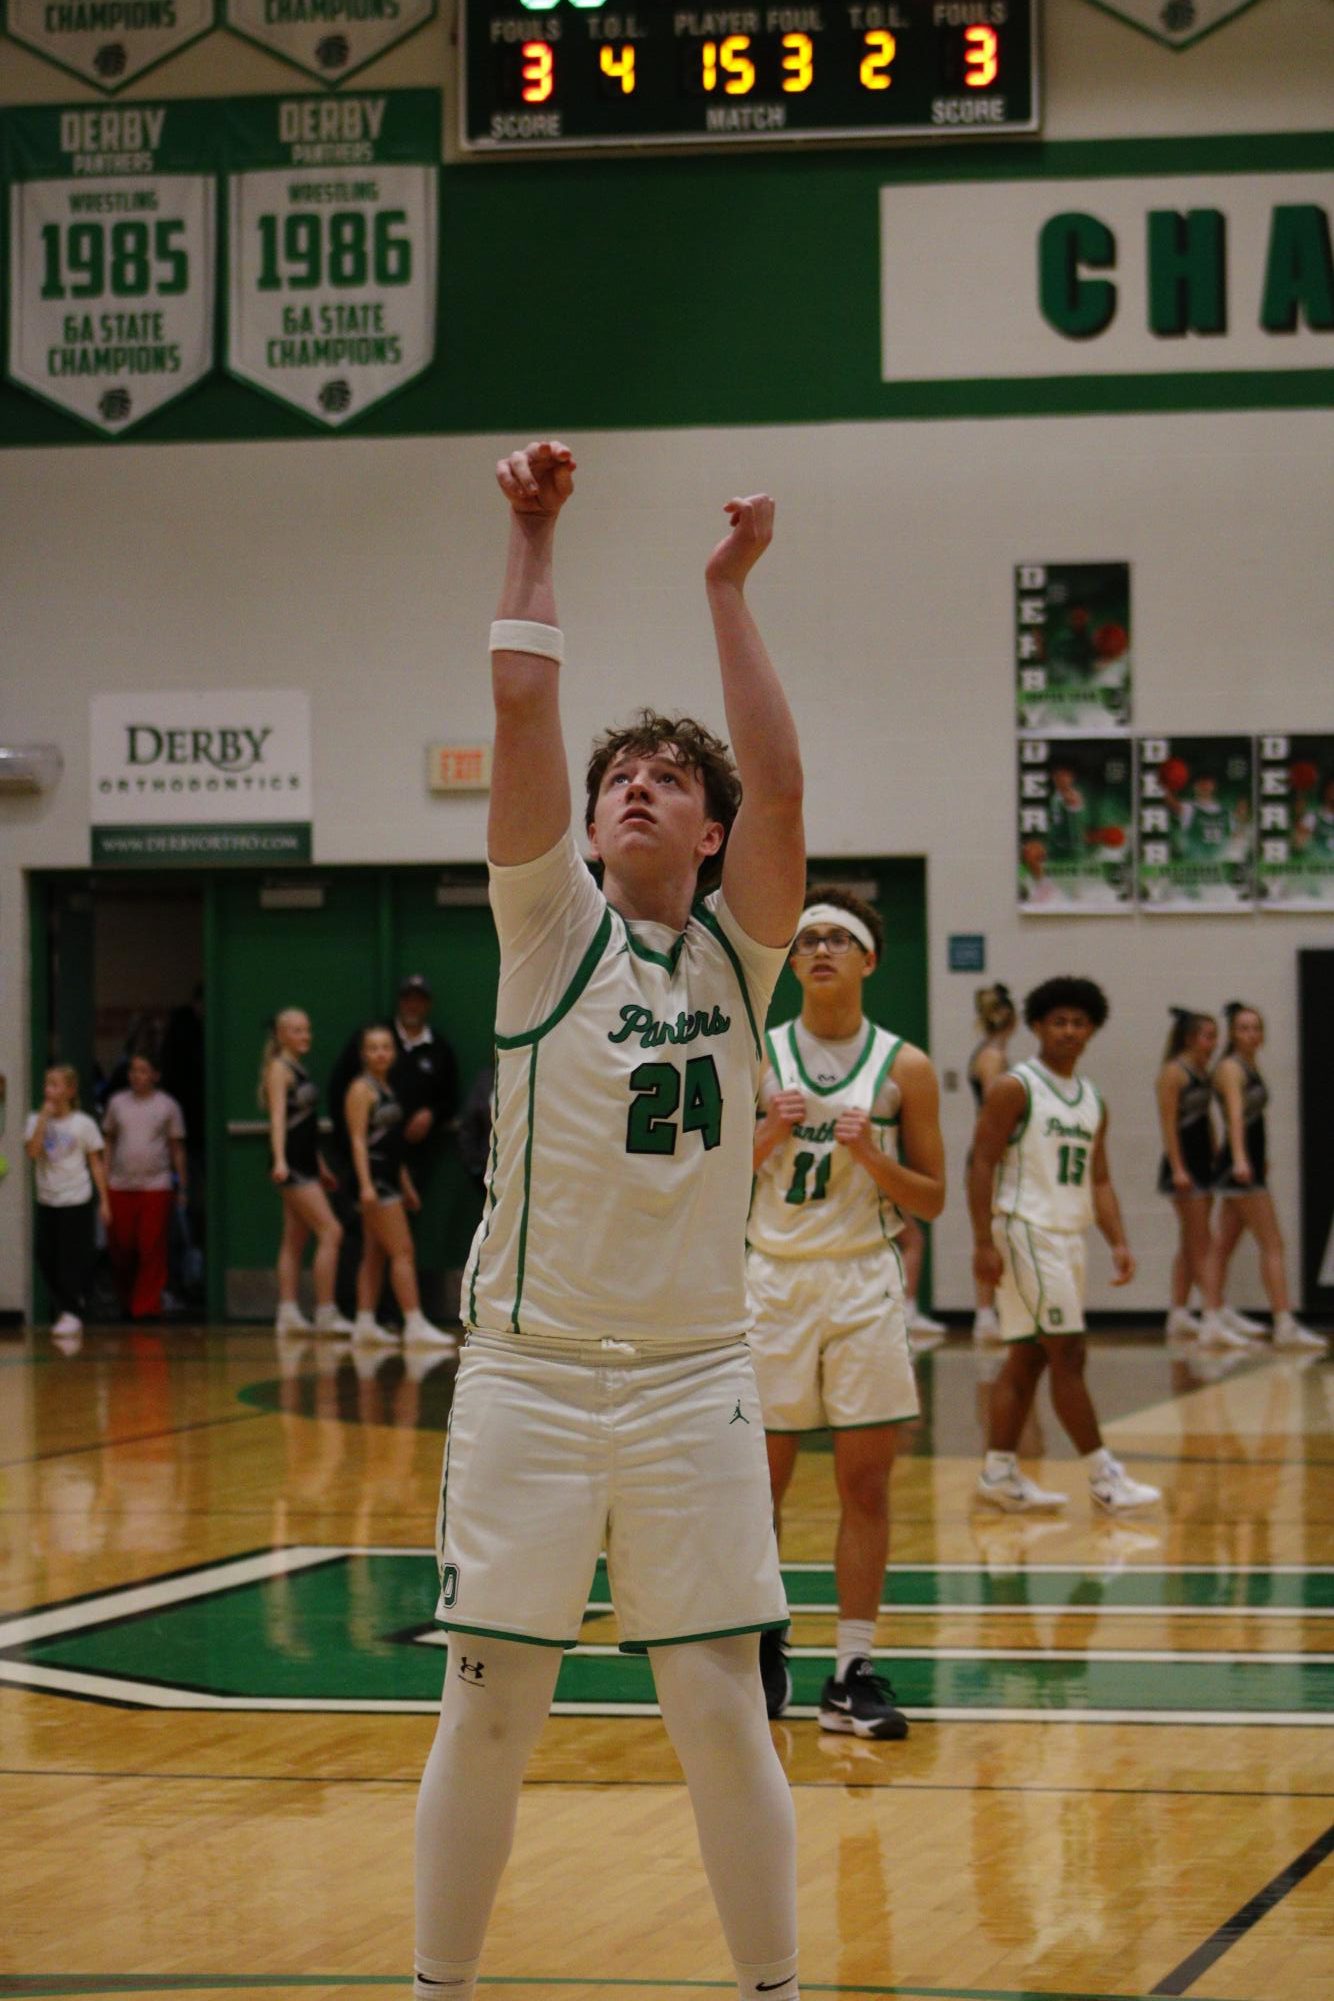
[747,1017,905,1259]
[992,1059,1103,1233]
[465,891,775,1346]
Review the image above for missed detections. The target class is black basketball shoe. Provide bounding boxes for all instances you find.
[818,1656,909,1740]
[760,1626,792,1720]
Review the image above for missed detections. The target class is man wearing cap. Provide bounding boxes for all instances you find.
[328,978,460,1313]
[747,884,945,1738]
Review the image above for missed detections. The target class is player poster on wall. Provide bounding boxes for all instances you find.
[2,0,216,94]
[224,90,438,428]
[1137,736,1256,911]
[1256,734,1334,910]
[4,101,217,436]
[1015,562,1132,733]
[1017,736,1134,913]
[223,0,436,89]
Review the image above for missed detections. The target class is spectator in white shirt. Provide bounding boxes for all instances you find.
[25,1066,111,1337]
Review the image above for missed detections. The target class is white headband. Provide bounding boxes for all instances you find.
[798,903,876,955]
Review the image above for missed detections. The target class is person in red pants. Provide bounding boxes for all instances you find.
[103,1052,188,1320]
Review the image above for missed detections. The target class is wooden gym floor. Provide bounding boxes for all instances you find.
[1,1324,1331,2001]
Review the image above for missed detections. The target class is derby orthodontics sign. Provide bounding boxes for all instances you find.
[89,690,312,865]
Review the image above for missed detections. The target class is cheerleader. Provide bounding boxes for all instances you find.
[261,1010,352,1336]
[1155,1008,1218,1338]
[1199,1004,1325,1351]
[344,1025,454,1349]
[968,983,1017,1342]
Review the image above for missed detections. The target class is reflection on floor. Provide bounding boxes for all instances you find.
[1,1321,1331,2001]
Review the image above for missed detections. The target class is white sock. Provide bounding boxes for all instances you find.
[1087,1446,1115,1481]
[413,1954,479,2001]
[314,1303,341,1327]
[904,1295,918,1318]
[736,1954,799,2001]
[984,1449,1016,1478]
[835,1619,877,1683]
[355,1310,380,1329]
[1274,1310,1296,1334]
[650,1637,797,1975]
[406,1308,431,1333]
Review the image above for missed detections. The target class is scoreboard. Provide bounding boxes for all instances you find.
[461,0,1040,153]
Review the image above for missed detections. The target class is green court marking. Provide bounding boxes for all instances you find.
[2,1550,1331,1720]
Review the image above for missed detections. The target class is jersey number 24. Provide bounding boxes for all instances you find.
[626,1056,723,1154]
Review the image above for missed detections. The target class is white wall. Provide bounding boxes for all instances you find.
[3,1,1332,1312]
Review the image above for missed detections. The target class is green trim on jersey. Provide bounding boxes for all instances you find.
[1028,1057,1088,1110]
[1022,1218,1049,1331]
[1009,1069,1034,1143]
[870,1034,904,1105]
[467,1059,501,1328]
[622,922,685,973]
[786,1018,878,1098]
[621,1617,789,1654]
[494,907,613,1051]
[509,1047,540,1333]
[694,906,762,1059]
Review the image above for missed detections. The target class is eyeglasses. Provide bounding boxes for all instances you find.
[791,928,863,958]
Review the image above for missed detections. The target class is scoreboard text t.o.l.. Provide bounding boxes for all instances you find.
[461,1,1040,154]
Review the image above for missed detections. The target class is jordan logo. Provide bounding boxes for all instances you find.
[730,1400,749,1425]
[458,1655,486,1685]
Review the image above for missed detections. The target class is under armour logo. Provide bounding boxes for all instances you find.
[730,1400,749,1425]
[458,1655,486,1684]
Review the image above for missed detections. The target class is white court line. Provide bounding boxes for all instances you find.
[0,1547,341,1651]
[1,1660,1327,1727]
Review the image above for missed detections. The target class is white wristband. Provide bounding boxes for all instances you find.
[489,619,564,663]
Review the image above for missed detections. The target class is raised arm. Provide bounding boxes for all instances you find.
[707,497,805,947]
[487,441,577,867]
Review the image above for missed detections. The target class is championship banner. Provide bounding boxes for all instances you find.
[1015,562,1131,733]
[223,0,436,88]
[90,689,312,865]
[2,0,216,94]
[224,90,438,428]
[1257,732,1334,910]
[1137,735,1256,911]
[4,102,217,436]
[1017,736,1134,914]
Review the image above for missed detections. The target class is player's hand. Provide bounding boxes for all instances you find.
[318,1160,339,1193]
[403,1183,422,1215]
[404,1109,433,1145]
[705,494,774,589]
[765,1088,807,1137]
[359,1185,378,1210]
[1172,1167,1193,1194]
[271,1163,290,1187]
[1110,1243,1136,1286]
[973,1243,1003,1288]
[496,440,576,518]
[834,1107,874,1157]
[99,1197,113,1229]
[1233,1160,1254,1186]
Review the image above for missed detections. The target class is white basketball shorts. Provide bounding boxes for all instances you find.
[434,1332,787,1650]
[745,1244,919,1432]
[993,1216,1088,1341]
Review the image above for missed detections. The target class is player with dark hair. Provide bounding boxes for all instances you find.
[748,883,945,1737]
[969,977,1159,1514]
[414,442,806,2001]
[1155,1007,1219,1340]
[1198,1004,1325,1352]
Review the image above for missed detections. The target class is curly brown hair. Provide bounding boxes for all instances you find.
[584,710,741,891]
[800,883,884,957]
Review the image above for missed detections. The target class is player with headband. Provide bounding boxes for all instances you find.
[748,885,945,1737]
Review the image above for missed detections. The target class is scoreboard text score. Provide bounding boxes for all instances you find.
[461,0,1039,152]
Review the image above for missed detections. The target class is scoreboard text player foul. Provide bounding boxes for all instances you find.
[462,0,1039,152]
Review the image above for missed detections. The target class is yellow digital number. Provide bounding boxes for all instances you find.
[963,24,999,88]
[859,29,895,92]
[520,42,554,104]
[781,32,813,93]
[721,34,755,95]
[599,44,636,95]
